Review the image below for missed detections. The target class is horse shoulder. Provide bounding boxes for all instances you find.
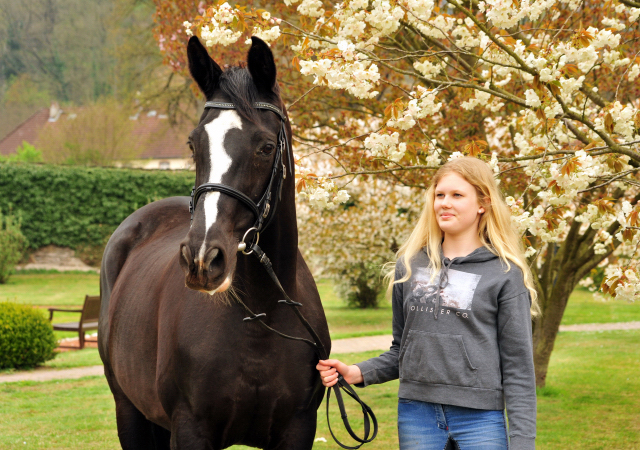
[99,197,190,355]
[101,197,189,291]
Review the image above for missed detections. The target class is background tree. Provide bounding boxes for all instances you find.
[298,178,419,308]
[0,0,164,140]
[156,0,640,387]
[36,99,142,166]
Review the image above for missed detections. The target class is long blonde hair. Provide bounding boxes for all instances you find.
[390,157,540,317]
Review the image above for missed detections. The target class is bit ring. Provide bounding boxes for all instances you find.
[238,227,259,255]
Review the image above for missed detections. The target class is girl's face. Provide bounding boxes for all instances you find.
[433,172,483,238]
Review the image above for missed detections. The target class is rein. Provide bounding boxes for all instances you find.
[189,101,377,449]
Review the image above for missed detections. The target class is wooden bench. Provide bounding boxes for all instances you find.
[48,295,100,349]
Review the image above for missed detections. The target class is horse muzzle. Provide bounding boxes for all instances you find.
[179,239,235,294]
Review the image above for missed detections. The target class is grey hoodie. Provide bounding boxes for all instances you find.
[354,246,536,450]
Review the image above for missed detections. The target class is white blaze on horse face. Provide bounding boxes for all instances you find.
[197,110,243,262]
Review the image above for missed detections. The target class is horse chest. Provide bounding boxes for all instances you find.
[158,323,318,445]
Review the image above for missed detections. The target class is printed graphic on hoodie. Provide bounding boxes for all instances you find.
[409,266,482,310]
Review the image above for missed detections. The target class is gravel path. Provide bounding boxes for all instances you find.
[0,365,104,383]
[2,321,639,383]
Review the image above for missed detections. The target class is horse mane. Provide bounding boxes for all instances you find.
[218,66,281,124]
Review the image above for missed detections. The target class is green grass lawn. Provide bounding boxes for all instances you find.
[0,377,116,450]
[316,280,393,339]
[1,330,639,449]
[43,348,102,370]
[561,288,640,325]
[0,270,99,306]
[0,349,103,376]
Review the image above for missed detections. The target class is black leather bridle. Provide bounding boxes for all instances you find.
[189,101,292,246]
[189,101,377,449]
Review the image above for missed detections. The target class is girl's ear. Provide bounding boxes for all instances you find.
[479,196,491,214]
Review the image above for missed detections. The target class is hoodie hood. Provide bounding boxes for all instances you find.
[441,245,499,265]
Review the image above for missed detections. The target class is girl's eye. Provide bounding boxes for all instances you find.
[261,143,276,155]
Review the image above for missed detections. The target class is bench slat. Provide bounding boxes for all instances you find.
[53,321,99,331]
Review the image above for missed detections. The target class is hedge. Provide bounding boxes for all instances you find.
[0,162,194,249]
[0,209,27,283]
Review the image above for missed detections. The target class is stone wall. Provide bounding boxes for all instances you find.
[19,246,98,272]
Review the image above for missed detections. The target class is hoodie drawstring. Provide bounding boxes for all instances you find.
[434,258,455,319]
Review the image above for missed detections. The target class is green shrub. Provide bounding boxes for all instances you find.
[0,162,193,250]
[0,209,27,284]
[334,262,386,309]
[0,141,43,164]
[0,303,57,369]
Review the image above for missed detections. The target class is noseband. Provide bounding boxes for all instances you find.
[189,101,293,250]
[187,100,377,450]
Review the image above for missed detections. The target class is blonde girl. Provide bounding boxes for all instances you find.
[318,157,539,450]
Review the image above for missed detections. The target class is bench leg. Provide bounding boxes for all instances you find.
[79,330,85,349]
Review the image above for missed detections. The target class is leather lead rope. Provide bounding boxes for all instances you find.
[238,242,378,449]
[327,377,378,449]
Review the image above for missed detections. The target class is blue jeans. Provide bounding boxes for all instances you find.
[397,398,508,450]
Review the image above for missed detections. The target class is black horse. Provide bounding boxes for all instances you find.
[98,36,331,449]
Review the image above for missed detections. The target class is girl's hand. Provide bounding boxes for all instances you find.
[316,359,364,387]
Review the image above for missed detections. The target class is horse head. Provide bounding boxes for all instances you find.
[179,36,290,294]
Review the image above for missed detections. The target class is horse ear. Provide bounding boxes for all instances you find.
[187,36,223,99]
[247,36,277,93]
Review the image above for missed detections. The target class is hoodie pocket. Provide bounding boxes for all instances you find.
[399,330,478,387]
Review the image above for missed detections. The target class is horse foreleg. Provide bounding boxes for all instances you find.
[106,370,171,450]
[169,407,217,450]
[112,394,170,449]
[266,409,317,450]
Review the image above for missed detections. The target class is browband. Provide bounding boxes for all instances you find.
[204,101,286,122]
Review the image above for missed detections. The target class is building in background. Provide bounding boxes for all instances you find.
[0,104,193,170]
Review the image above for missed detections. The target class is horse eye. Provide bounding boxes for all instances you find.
[186,141,195,161]
[261,143,276,155]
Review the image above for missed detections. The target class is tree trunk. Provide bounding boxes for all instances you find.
[530,188,636,387]
[531,278,574,387]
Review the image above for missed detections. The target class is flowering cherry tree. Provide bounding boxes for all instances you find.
[297,176,419,308]
[154,0,640,387]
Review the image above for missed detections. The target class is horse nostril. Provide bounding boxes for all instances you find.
[180,244,192,268]
[212,250,224,270]
[204,247,223,272]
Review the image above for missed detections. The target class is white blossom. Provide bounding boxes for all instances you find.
[525,90,541,108]
[252,25,281,43]
[298,0,325,17]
